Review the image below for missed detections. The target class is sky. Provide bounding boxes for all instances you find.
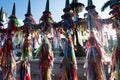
[0,0,111,23]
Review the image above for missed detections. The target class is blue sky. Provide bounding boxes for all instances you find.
[0,0,111,23]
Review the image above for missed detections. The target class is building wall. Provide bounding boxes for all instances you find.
[17,57,110,80]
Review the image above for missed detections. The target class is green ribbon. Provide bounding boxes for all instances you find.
[11,17,21,27]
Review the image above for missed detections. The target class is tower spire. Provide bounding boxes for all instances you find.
[72,0,78,3]
[45,0,49,12]
[63,0,71,12]
[43,0,51,14]
[9,3,16,18]
[0,7,3,21]
[65,0,70,8]
[86,0,95,10]
[25,0,32,16]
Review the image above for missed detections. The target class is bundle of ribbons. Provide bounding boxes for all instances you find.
[1,37,16,80]
[85,33,106,80]
[110,28,120,80]
[58,32,78,80]
[38,35,54,80]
